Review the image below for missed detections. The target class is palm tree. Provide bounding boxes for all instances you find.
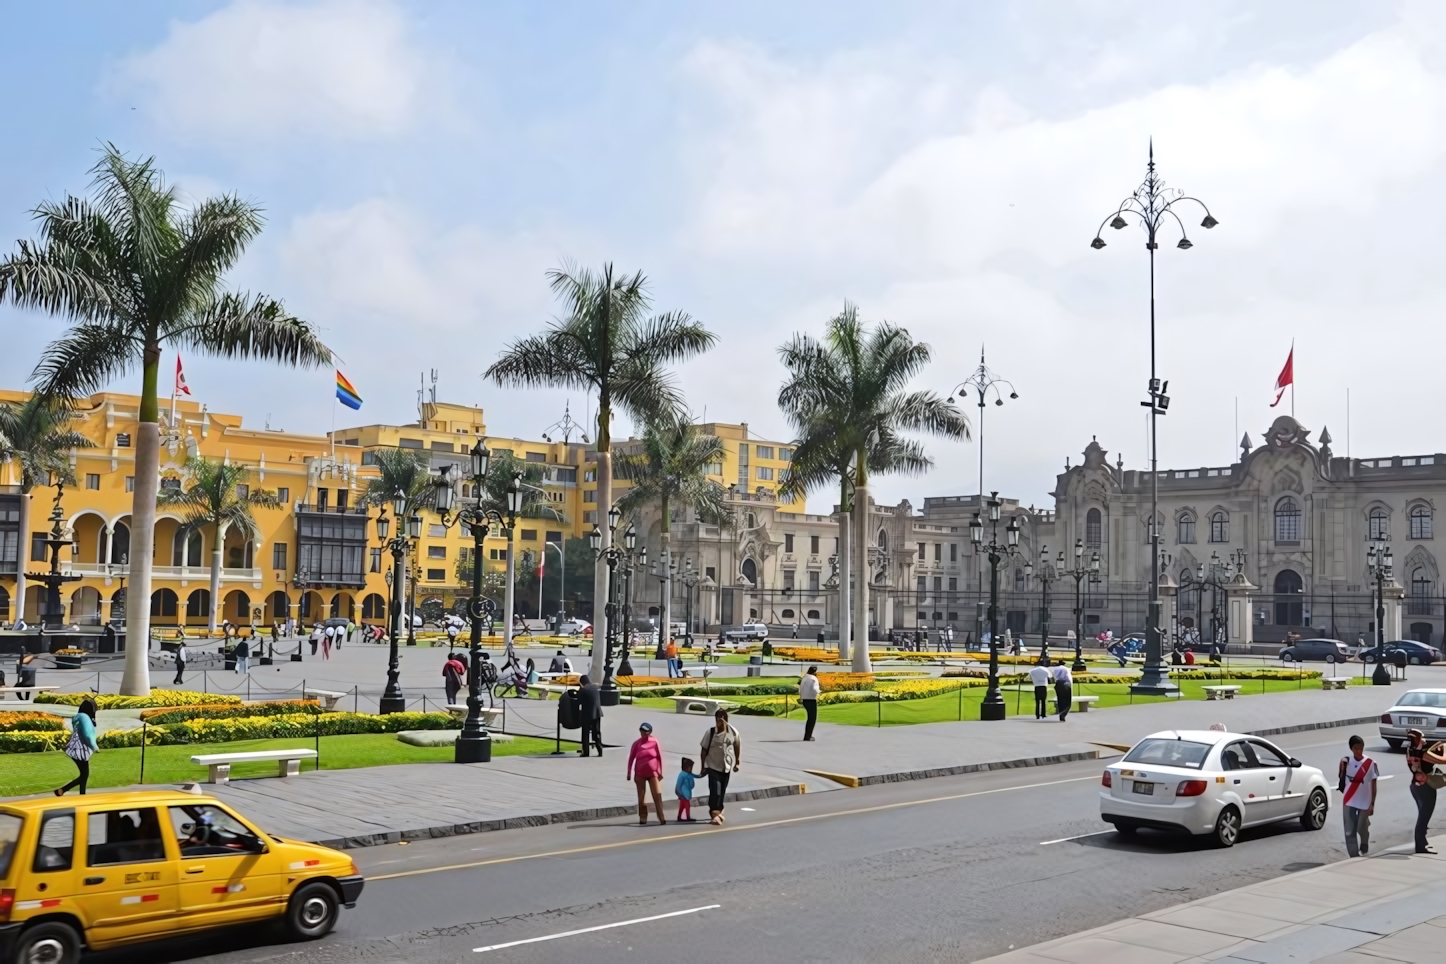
[778,304,969,672]
[485,262,715,678]
[362,447,435,640]
[616,417,731,650]
[0,395,94,622]
[466,451,566,630]
[156,456,279,633]
[0,146,331,695]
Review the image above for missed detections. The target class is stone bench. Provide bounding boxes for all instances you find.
[300,687,346,711]
[191,748,319,785]
[670,696,739,716]
[1321,677,1351,691]
[444,705,505,727]
[0,686,59,699]
[1057,694,1101,713]
[1203,685,1243,700]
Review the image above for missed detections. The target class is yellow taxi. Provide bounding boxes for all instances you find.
[0,789,363,964]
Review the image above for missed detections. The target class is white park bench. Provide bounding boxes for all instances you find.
[1056,694,1101,713]
[670,696,739,716]
[300,687,346,711]
[191,748,319,785]
[445,705,505,727]
[1321,677,1351,691]
[0,685,59,700]
[1203,685,1243,700]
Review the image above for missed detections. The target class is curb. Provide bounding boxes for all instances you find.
[1246,716,1382,738]
[317,782,804,850]
[853,749,1104,787]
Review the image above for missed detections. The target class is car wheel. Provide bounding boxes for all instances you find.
[1410,656,1421,665]
[1279,652,1291,662]
[1363,653,1376,663]
[1299,788,1329,830]
[286,881,340,941]
[14,922,81,964]
[1326,654,1337,664]
[1213,806,1241,848]
[1387,738,1405,751]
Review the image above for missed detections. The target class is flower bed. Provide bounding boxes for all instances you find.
[734,678,987,716]
[770,647,839,663]
[37,689,243,709]
[140,700,318,725]
[98,710,454,748]
[0,712,65,733]
[0,731,69,753]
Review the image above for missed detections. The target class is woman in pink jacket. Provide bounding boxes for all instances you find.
[627,722,667,826]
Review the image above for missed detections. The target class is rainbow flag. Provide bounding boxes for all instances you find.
[335,370,363,410]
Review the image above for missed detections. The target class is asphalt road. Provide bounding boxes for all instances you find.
[88,724,1423,964]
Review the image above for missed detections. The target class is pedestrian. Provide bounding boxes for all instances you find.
[1339,734,1378,857]
[700,708,742,825]
[799,665,820,741]
[446,619,460,648]
[322,625,334,660]
[55,697,98,796]
[627,722,667,826]
[792,623,799,640]
[665,638,679,678]
[1029,662,1051,719]
[1405,729,1446,853]
[309,624,320,656]
[675,758,700,822]
[173,640,188,685]
[549,650,567,674]
[945,626,954,652]
[443,651,466,706]
[578,674,603,757]
[1052,661,1074,721]
[271,623,280,646]
[15,653,37,700]
[234,636,250,674]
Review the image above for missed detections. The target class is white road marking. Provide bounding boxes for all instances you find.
[473,904,721,953]
[1039,830,1115,846]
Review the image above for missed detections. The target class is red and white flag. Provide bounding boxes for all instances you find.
[1270,346,1293,408]
[175,355,192,396]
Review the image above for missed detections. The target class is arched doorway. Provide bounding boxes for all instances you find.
[109,521,130,564]
[361,593,386,621]
[108,588,126,625]
[224,590,251,624]
[266,591,290,624]
[1273,569,1303,626]
[741,558,758,586]
[330,592,354,620]
[172,529,203,567]
[300,590,324,621]
[70,586,102,626]
[185,588,212,626]
[150,588,179,623]
[0,585,9,622]
[23,586,43,623]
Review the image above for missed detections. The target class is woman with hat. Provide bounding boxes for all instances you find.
[626,722,667,826]
[1405,729,1446,853]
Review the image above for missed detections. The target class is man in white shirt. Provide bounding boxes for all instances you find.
[1340,734,1378,857]
[173,642,188,685]
[798,666,821,741]
[1052,663,1074,721]
[1028,663,1052,719]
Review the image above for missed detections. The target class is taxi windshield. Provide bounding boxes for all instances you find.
[1122,738,1211,769]
[0,812,21,879]
[1397,692,1446,707]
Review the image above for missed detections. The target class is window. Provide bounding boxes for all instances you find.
[584,490,597,503]
[316,488,328,509]
[950,543,957,562]
[32,809,74,872]
[272,543,287,571]
[526,452,546,462]
[427,545,446,559]
[115,433,131,448]
[1275,497,1301,543]
[934,543,942,562]
[1210,511,1228,543]
[1086,508,1102,546]
[125,476,135,492]
[546,530,563,543]
[427,568,445,581]
[1177,513,1195,545]
[31,532,47,562]
[235,483,249,499]
[370,548,382,573]
[398,438,424,449]
[173,530,202,567]
[932,576,942,593]
[428,524,446,538]
[706,566,716,580]
[88,808,166,866]
[756,446,774,460]
[277,487,289,503]
[151,589,178,618]
[917,542,926,559]
[1014,569,1025,592]
[808,571,819,592]
[783,569,795,590]
[810,535,820,555]
[1411,568,1433,615]
[1411,505,1433,540]
[160,477,181,491]
[584,469,597,482]
[1369,507,1389,542]
[336,489,348,510]
[169,804,264,858]
[85,473,100,490]
[779,447,793,461]
[756,467,774,481]
[489,548,508,561]
[781,608,795,619]
[1179,569,1198,611]
[704,461,723,476]
[583,511,596,524]
[431,441,455,452]
[916,576,926,594]
[781,533,793,553]
[520,529,537,541]
[948,577,957,591]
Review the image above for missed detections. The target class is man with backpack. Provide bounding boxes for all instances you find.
[1339,733,1378,857]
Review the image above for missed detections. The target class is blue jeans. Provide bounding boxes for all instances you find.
[236,656,249,673]
[1343,805,1371,857]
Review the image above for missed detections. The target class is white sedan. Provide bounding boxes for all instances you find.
[1101,730,1330,847]
[1379,688,1446,750]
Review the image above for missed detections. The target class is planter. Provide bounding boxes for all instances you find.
[259,657,273,666]
[54,655,84,670]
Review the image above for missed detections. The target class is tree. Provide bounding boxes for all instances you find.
[778,303,969,671]
[362,447,435,635]
[485,262,714,678]
[156,456,280,632]
[0,146,330,695]
[0,394,94,622]
[616,417,731,647]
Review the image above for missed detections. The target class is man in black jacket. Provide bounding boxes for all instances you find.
[578,674,603,756]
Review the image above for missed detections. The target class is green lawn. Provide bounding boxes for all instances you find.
[0,733,573,797]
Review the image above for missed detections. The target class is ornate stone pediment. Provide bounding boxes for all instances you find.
[1263,416,1314,452]
[1271,466,1303,495]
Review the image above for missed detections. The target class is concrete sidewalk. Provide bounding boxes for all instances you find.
[977,849,1446,963]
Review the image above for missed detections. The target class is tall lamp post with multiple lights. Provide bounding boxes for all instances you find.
[1368,543,1394,686]
[970,492,1019,721]
[377,490,422,714]
[1025,547,1056,667]
[1092,143,1217,697]
[589,507,637,706]
[616,543,647,677]
[432,442,521,763]
[1058,540,1100,672]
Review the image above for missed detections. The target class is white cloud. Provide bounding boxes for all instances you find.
[113,0,435,142]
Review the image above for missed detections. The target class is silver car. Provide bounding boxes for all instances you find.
[1379,688,1446,750]
[1101,730,1330,847]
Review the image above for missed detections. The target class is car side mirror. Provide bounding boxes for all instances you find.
[1288,758,1302,768]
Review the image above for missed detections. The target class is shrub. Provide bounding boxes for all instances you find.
[0,712,65,733]
[140,700,318,724]
[0,731,69,753]
[96,710,456,748]
[37,689,242,709]
[817,672,875,692]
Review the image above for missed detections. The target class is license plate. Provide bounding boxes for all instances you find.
[1403,717,1428,725]
[1132,781,1155,795]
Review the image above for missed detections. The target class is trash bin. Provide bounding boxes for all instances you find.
[558,688,582,730]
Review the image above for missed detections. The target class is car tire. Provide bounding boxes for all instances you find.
[1363,653,1376,663]
[1299,788,1329,830]
[1326,654,1337,664]
[1410,656,1421,665]
[286,881,340,941]
[1387,738,1405,751]
[1279,652,1291,662]
[1213,806,1241,848]
[14,921,82,964]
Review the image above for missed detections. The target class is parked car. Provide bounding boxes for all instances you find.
[722,622,770,643]
[1101,730,1329,847]
[1278,638,1351,663]
[1378,688,1446,749]
[1359,640,1443,665]
[0,789,362,961]
[558,619,592,636]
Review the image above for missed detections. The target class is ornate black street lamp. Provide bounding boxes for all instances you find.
[1368,543,1393,685]
[1025,547,1055,667]
[1058,540,1100,672]
[1093,143,1216,697]
[433,441,521,763]
[680,559,698,646]
[377,489,421,714]
[616,543,647,677]
[590,508,636,706]
[971,492,1019,721]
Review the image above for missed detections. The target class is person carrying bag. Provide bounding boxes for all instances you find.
[56,697,99,796]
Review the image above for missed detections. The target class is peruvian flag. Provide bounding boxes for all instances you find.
[537,552,545,581]
[175,355,192,396]
[1270,346,1293,408]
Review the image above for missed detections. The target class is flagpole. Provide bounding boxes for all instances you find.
[1291,339,1295,418]
[170,354,178,430]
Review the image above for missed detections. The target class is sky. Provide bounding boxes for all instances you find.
[0,0,1436,511]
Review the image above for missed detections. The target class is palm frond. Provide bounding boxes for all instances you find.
[30,324,142,401]
[174,292,331,367]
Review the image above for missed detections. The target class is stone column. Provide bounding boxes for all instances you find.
[1383,581,1406,641]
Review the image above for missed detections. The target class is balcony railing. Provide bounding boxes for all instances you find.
[296,504,369,515]
[64,562,264,582]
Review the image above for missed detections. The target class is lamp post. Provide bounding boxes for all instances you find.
[1093,144,1216,697]
[590,507,635,706]
[378,489,421,714]
[971,492,1019,721]
[1027,547,1056,667]
[1058,540,1100,672]
[679,559,698,646]
[1368,543,1393,685]
[433,442,520,763]
[617,543,646,677]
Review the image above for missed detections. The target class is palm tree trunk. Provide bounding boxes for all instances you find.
[589,404,612,680]
[14,487,30,625]
[837,507,850,661]
[122,349,161,695]
[209,522,222,633]
[852,459,872,673]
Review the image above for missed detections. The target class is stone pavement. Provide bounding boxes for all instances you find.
[977,848,1446,963]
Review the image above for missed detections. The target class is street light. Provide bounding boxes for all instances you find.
[973,492,1019,721]
[1368,542,1394,685]
[1029,547,1057,667]
[593,512,639,705]
[616,525,642,677]
[1058,540,1100,672]
[680,558,699,646]
[378,487,419,714]
[433,441,518,763]
[1093,141,1216,698]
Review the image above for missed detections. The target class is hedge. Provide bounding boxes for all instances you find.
[97,710,455,748]
[0,712,65,733]
[37,689,243,709]
[0,731,69,753]
[734,678,987,716]
[140,700,318,725]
